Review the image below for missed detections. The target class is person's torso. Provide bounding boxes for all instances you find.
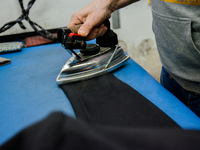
[150,0,200,93]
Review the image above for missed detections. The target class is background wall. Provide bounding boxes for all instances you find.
[0,0,161,81]
[112,1,162,81]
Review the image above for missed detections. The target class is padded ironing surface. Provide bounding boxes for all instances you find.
[0,41,200,145]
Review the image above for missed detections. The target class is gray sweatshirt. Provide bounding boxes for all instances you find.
[150,0,200,94]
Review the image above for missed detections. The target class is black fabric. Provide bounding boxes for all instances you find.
[1,112,200,150]
[60,73,179,128]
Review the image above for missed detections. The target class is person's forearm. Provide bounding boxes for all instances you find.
[109,0,140,12]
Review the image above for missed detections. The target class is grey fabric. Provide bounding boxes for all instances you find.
[0,42,24,53]
[151,0,200,94]
[0,57,11,66]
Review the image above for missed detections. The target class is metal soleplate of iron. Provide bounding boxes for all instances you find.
[56,45,129,85]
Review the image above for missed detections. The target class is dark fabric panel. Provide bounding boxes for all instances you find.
[60,73,179,128]
[1,112,200,150]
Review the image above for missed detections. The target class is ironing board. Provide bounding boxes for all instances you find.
[0,41,200,145]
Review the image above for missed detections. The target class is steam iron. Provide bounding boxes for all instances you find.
[56,20,130,85]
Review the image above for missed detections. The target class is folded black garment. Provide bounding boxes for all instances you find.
[1,112,199,150]
[60,73,179,128]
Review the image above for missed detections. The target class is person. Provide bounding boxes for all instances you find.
[68,0,200,117]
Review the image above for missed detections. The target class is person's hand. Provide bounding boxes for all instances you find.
[68,0,113,40]
[68,0,138,40]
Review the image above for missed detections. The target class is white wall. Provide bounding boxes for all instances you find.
[0,0,92,36]
[113,0,155,50]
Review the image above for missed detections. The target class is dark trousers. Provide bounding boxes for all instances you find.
[160,67,200,117]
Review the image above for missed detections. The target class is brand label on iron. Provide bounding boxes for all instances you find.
[163,0,200,5]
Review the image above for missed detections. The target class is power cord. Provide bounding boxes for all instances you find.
[0,0,57,41]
